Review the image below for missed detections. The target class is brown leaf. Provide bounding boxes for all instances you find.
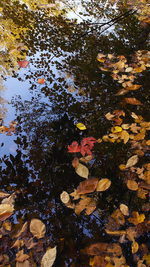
[126,226,139,241]
[120,130,130,144]
[89,255,107,267]
[105,112,115,120]
[72,157,79,168]
[75,197,91,216]
[111,209,125,226]
[15,222,28,238]
[77,178,99,195]
[125,155,138,168]
[60,191,70,204]
[126,85,142,90]
[11,239,23,249]
[0,191,10,199]
[16,260,30,267]
[87,243,108,255]
[125,98,142,105]
[79,155,93,163]
[96,178,111,192]
[106,243,122,257]
[16,250,29,262]
[41,246,57,267]
[105,229,126,236]
[139,181,150,190]
[126,180,138,191]
[30,219,46,239]
[128,211,145,225]
[116,89,128,96]
[120,204,129,216]
[23,238,37,250]
[75,163,89,179]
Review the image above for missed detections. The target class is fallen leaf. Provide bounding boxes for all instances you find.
[68,141,81,153]
[0,191,10,199]
[16,250,29,262]
[111,126,122,133]
[72,157,79,168]
[77,178,99,195]
[96,178,111,192]
[87,243,108,255]
[38,78,45,84]
[60,191,70,204]
[105,229,126,235]
[41,246,57,267]
[76,123,86,130]
[128,211,145,225]
[106,243,122,257]
[132,241,139,254]
[75,197,91,215]
[120,204,129,216]
[79,155,93,163]
[0,204,14,221]
[105,112,115,120]
[125,155,138,168]
[125,98,142,105]
[75,163,89,179]
[126,226,139,241]
[126,180,138,191]
[89,255,107,267]
[16,260,30,267]
[126,85,142,90]
[18,60,29,68]
[120,130,130,144]
[30,219,46,239]
[15,222,28,238]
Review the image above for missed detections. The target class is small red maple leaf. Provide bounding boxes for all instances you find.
[18,60,29,68]
[68,141,81,153]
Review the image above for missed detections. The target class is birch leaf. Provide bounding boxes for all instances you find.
[96,178,111,192]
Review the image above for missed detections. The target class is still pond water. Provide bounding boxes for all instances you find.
[0,0,150,266]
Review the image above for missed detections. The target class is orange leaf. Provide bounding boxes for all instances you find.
[126,85,142,90]
[38,78,45,84]
[87,243,108,255]
[126,180,138,191]
[125,98,142,105]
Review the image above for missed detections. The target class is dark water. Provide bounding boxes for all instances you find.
[0,0,150,266]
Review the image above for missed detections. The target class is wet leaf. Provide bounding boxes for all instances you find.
[77,178,99,195]
[111,126,122,133]
[106,243,122,257]
[79,155,93,163]
[126,227,138,241]
[41,246,57,267]
[0,191,10,199]
[96,178,111,192]
[72,157,79,168]
[125,155,138,168]
[120,204,129,216]
[38,78,45,84]
[128,211,145,225]
[87,243,108,255]
[105,112,115,120]
[68,141,81,153]
[15,222,28,238]
[126,85,142,90]
[75,197,91,216]
[125,98,142,105]
[89,255,107,267]
[30,219,46,239]
[105,229,126,235]
[132,241,139,254]
[2,221,12,231]
[18,60,29,68]
[75,163,89,179]
[60,191,70,204]
[16,250,29,262]
[0,204,14,221]
[120,130,130,144]
[126,180,138,191]
[16,260,30,267]
[111,209,125,225]
[76,123,86,130]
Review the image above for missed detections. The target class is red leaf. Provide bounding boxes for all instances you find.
[77,178,99,195]
[18,60,29,68]
[68,141,81,153]
[81,137,96,149]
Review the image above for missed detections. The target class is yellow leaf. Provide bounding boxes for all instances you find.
[120,204,129,216]
[146,140,150,146]
[41,246,57,267]
[132,241,139,254]
[96,178,111,192]
[125,155,138,168]
[121,130,130,144]
[119,164,126,170]
[75,163,89,179]
[30,219,46,239]
[126,180,138,191]
[111,126,122,133]
[76,123,86,130]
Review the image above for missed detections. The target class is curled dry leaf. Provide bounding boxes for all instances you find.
[96,178,111,192]
[77,178,99,195]
[41,246,57,267]
[126,180,138,191]
[120,204,129,216]
[125,155,138,168]
[60,191,70,204]
[75,163,89,179]
[30,219,46,239]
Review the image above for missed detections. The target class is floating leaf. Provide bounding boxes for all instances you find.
[60,191,70,204]
[76,123,86,130]
[75,163,89,179]
[128,212,145,225]
[0,204,14,221]
[126,180,138,191]
[87,243,108,255]
[120,130,130,144]
[41,246,57,267]
[77,178,99,195]
[96,178,111,192]
[30,219,46,239]
[72,157,79,168]
[0,191,10,199]
[79,155,93,163]
[111,126,122,133]
[126,85,142,90]
[38,78,45,84]
[125,155,138,168]
[75,197,91,216]
[125,98,142,105]
[15,222,28,238]
[89,255,106,267]
[68,141,81,153]
[120,204,129,216]
[18,60,29,68]
[105,112,115,120]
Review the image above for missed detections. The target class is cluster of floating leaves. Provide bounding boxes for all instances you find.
[0,191,57,266]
